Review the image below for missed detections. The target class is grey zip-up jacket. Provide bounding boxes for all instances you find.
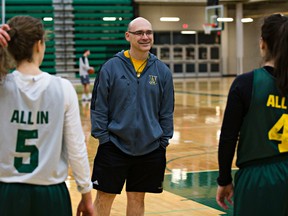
[91,50,174,156]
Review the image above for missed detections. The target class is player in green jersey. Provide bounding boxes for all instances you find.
[216,14,288,216]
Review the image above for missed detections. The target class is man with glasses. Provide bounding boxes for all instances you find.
[90,17,174,215]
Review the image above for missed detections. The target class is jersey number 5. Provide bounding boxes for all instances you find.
[14,129,39,173]
[268,114,288,153]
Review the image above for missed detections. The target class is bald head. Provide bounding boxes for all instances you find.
[128,17,152,32]
[125,17,154,58]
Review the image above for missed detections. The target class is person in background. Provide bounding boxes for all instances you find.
[216,13,288,216]
[0,15,94,216]
[90,17,174,215]
[79,49,93,101]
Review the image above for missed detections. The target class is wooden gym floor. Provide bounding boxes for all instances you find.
[67,77,238,216]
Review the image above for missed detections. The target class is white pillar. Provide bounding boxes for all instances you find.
[2,0,5,25]
[220,5,228,76]
[236,3,243,75]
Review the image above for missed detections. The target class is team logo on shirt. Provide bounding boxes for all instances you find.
[149,75,157,85]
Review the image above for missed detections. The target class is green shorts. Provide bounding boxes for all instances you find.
[0,182,72,216]
[234,155,288,216]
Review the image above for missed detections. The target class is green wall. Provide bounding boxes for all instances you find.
[0,0,134,76]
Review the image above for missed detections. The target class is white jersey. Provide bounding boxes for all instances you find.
[0,71,92,194]
[79,56,90,76]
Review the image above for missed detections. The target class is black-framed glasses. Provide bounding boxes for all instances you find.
[128,30,153,37]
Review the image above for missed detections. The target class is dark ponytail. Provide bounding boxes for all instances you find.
[273,17,288,96]
[261,14,288,96]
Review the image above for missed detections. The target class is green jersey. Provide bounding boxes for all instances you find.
[237,68,288,167]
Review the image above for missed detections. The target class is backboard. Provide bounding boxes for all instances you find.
[204,4,224,32]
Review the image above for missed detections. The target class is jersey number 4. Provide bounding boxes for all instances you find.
[14,129,39,173]
[268,114,288,153]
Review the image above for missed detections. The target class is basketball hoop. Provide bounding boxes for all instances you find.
[203,23,213,34]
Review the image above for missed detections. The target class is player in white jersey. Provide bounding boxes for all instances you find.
[0,16,94,216]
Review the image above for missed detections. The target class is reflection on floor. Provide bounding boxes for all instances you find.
[164,170,237,216]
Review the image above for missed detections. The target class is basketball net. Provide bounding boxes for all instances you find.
[202,24,213,34]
